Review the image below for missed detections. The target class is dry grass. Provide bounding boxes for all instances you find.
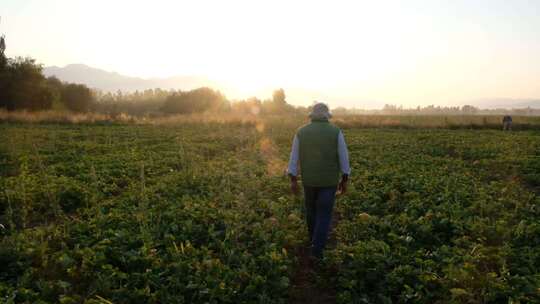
[0,110,137,124]
[2,110,540,130]
[148,112,262,126]
[333,114,540,130]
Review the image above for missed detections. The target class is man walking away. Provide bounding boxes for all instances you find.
[502,115,512,131]
[287,102,350,259]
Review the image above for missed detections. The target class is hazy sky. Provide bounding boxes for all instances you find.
[2,0,540,108]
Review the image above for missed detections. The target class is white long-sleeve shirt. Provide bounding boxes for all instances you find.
[287,130,351,177]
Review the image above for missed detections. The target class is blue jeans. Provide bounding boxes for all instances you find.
[303,185,337,258]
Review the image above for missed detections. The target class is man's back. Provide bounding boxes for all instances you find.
[297,120,341,187]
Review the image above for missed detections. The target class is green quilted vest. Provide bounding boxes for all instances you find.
[297,119,341,187]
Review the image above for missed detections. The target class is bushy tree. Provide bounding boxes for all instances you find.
[61,83,94,112]
[94,88,170,116]
[0,57,54,111]
[0,34,6,67]
[0,34,94,112]
[261,88,294,114]
[231,97,262,115]
[0,49,8,105]
[272,88,286,105]
[161,87,229,114]
[45,76,64,109]
[461,105,478,115]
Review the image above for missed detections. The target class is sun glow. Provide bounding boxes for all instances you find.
[3,0,540,107]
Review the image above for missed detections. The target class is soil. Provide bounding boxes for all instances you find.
[288,210,341,304]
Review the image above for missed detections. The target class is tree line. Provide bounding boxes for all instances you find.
[333,104,540,116]
[0,54,94,112]
[0,44,297,116]
[1,40,538,117]
[94,87,298,117]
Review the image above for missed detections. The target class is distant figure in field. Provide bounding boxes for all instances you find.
[502,115,512,131]
[287,102,350,259]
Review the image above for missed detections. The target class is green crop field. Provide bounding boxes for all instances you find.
[1,119,539,303]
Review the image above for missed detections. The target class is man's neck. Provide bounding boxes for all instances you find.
[311,118,329,123]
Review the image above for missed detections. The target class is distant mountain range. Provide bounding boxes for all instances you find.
[43,64,216,92]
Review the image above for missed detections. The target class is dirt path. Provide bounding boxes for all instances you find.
[288,211,340,304]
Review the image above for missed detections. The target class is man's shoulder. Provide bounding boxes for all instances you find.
[297,122,341,135]
[329,122,341,131]
[323,122,341,133]
[296,123,312,134]
[297,123,310,131]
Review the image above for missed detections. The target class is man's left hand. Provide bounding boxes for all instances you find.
[337,175,348,195]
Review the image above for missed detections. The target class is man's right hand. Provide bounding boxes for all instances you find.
[291,180,300,195]
[337,179,347,195]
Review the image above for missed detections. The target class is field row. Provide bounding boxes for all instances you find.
[1,121,539,303]
[328,129,540,303]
